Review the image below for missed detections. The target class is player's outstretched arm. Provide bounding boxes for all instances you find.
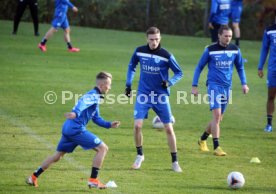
[111,121,121,128]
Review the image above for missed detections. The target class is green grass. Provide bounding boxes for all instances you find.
[0,20,276,194]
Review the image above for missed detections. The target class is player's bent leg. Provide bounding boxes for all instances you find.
[93,143,108,168]
[26,152,65,187]
[41,151,65,170]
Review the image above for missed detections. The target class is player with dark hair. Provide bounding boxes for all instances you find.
[231,0,243,47]
[208,0,231,43]
[125,26,183,172]
[258,15,276,133]
[26,72,120,189]
[192,26,249,156]
[12,0,39,36]
[38,0,79,52]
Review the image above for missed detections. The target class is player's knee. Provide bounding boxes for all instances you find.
[134,124,142,131]
[99,143,108,154]
[268,95,275,101]
[213,115,222,124]
[103,144,109,153]
[232,23,239,28]
[164,124,174,135]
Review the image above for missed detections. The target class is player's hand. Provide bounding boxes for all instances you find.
[191,86,199,96]
[208,23,214,29]
[161,80,169,89]
[72,6,78,13]
[125,86,132,98]
[111,121,120,128]
[258,70,263,78]
[242,85,249,94]
[65,112,76,119]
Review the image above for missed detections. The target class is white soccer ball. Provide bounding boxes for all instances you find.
[227,171,245,189]
[152,115,175,129]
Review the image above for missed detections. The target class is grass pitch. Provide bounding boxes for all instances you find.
[0,20,275,194]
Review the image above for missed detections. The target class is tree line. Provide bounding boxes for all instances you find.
[1,0,276,40]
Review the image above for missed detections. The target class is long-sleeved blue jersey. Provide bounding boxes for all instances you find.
[62,87,111,136]
[54,0,74,17]
[209,0,231,25]
[192,43,247,87]
[258,24,276,72]
[126,44,183,95]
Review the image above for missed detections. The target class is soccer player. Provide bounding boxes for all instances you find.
[231,0,243,47]
[12,0,39,36]
[257,15,276,133]
[208,0,231,43]
[38,0,80,52]
[26,72,120,189]
[192,26,249,156]
[125,26,183,172]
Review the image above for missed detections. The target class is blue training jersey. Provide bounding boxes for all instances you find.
[62,87,111,136]
[54,0,74,17]
[126,44,183,95]
[258,24,276,72]
[209,0,231,25]
[192,43,247,87]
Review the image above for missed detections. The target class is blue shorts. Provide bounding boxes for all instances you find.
[207,84,230,114]
[231,2,243,23]
[134,92,172,124]
[57,130,102,153]
[267,71,276,87]
[52,14,69,29]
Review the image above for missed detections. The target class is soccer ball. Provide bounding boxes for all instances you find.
[152,115,175,129]
[227,171,245,189]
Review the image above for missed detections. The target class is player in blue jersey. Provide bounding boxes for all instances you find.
[26,72,120,189]
[192,26,249,156]
[231,0,243,47]
[125,27,183,172]
[38,0,80,52]
[209,0,231,43]
[258,16,276,133]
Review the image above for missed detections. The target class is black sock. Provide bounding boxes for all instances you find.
[90,167,99,179]
[201,131,209,141]
[235,38,240,47]
[33,167,44,178]
[41,38,47,45]
[171,152,177,163]
[213,138,219,150]
[67,42,72,49]
[136,146,143,156]
[267,115,273,126]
